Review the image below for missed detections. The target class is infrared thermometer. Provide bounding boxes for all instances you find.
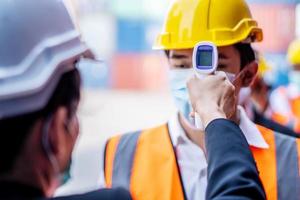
[192,41,218,129]
[193,41,218,76]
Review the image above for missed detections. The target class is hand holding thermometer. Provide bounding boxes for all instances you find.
[192,41,218,129]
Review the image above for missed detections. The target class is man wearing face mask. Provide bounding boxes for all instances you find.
[102,0,300,200]
[0,0,131,200]
[269,39,300,133]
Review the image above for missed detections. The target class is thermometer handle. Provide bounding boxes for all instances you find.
[192,41,218,131]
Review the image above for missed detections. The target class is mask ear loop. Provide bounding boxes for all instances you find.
[42,115,60,179]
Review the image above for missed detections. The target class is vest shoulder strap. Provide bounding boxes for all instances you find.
[104,131,141,189]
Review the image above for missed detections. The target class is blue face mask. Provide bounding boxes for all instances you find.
[169,69,195,124]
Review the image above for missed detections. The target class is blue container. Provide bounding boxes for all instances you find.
[116,18,151,53]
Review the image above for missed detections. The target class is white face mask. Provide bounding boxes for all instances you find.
[168,69,237,129]
[238,87,251,105]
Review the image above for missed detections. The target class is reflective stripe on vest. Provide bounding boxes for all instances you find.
[104,124,186,200]
[112,131,141,190]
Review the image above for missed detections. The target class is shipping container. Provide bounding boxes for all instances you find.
[116,18,147,53]
[110,53,168,91]
[250,4,296,53]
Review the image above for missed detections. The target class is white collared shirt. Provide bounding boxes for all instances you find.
[168,106,269,200]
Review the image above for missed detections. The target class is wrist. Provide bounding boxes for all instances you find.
[195,103,226,127]
[202,111,226,128]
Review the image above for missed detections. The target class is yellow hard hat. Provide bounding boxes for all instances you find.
[287,39,300,65]
[154,0,263,50]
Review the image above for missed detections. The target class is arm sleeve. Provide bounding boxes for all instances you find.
[205,119,266,200]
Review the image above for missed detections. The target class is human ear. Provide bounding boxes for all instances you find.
[240,61,258,87]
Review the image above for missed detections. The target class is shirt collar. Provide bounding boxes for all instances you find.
[238,106,269,149]
[168,112,190,145]
[168,106,269,149]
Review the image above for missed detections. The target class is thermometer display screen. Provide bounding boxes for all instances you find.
[197,50,213,66]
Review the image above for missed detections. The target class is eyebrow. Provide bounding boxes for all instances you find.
[218,53,228,59]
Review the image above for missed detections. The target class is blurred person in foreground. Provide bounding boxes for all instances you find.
[0,0,131,199]
[101,0,300,200]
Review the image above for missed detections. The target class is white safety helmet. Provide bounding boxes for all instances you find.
[0,0,92,119]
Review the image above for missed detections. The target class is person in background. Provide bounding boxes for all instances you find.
[269,39,300,133]
[243,53,299,137]
[0,0,131,199]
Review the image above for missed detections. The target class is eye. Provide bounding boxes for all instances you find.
[174,64,190,69]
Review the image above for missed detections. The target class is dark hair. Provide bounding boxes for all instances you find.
[0,68,81,175]
[165,50,170,58]
[233,43,255,69]
[164,43,255,70]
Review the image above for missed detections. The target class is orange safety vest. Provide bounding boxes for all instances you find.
[104,124,300,200]
[271,86,300,133]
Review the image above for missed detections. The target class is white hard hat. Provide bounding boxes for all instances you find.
[0,0,92,119]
